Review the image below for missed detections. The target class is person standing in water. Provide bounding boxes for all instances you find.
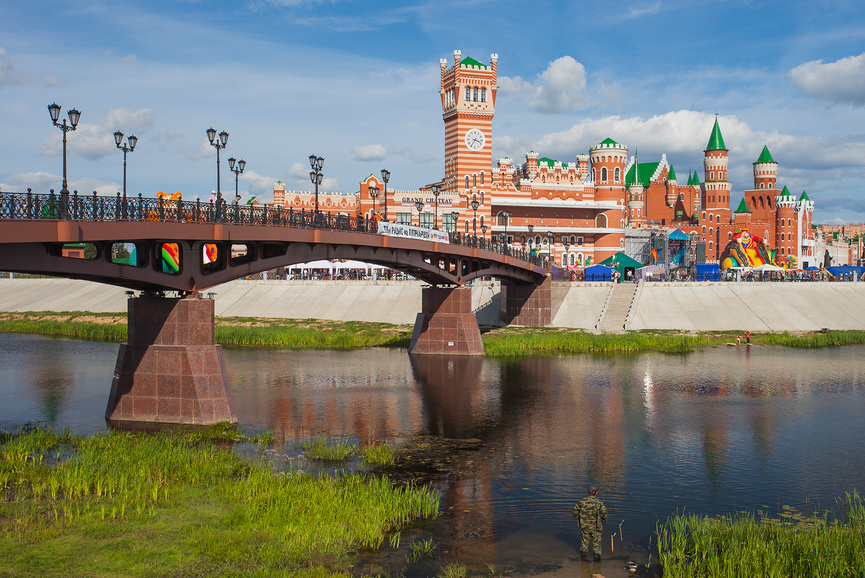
[573,486,607,561]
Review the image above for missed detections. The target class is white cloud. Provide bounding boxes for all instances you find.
[39,108,156,161]
[0,47,26,88]
[790,53,865,106]
[497,75,533,95]
[531,56,590,114]
[352,144,387,161]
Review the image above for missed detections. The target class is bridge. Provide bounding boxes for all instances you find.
[0,189,561,426]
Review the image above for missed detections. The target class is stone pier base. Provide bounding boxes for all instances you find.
[106,296,237,425]
[408,286,484,356]
[500,276,563,327]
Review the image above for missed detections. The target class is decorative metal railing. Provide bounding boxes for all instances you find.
[0,189,549,268]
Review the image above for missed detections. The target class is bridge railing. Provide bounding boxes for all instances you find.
[1,189,548,268]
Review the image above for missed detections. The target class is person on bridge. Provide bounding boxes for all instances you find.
[573,485,607,561]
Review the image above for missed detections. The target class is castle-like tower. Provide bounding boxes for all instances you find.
[702,118,731,211]
[753,145,778,190]
[589,138,627,257]
[440,50,497,235]
[627,154,646,227]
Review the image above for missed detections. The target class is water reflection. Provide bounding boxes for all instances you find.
[3,333,865,576]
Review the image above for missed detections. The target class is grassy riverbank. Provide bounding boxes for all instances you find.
[2,311,865,354]
[657,493,865,577]
[0,425,439,577]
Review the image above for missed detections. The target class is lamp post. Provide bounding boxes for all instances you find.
[471,197,479,235]
[48,103,81,199]
[369,186,379,218]
[415,200,424,227]
[206,128,229,195]
[481,224,487,244]
[113,131,137,197]
[432,185,441,229]
[309,155,324,218]
[451,211,459,234]
[228,157,246,201]
[381,169,390,221]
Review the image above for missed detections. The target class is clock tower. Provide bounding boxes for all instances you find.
[440,50,496,236]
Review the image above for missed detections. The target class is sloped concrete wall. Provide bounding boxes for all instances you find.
[2,278,864,332]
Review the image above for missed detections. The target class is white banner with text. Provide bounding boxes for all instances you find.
[377,221,450,244]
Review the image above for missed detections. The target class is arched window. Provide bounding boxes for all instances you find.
[760,183,764,189]
[535,235,541,245]
[614,167,620,182]
[591,168,596,181]
[760,197,765,208]
[480,216,484,228]
[788,218,792,227]
[465,176,470,189]
[480,172,484,185]
[601,167,608,182]
[465,87,471,101]
[709,214,713,222]
[465,221,469,234]
[521,235,526,245]
[680,193,684,201]
[473,87,479,101]
[709,227,714,237]
[481,87,486,102]
[709,241,713,250]
[472,174,477,187]
[728,232,732,240]
[751,196,757,209]
[596,214,608,228]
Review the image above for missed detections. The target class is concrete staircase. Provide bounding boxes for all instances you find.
[596,282,640,333]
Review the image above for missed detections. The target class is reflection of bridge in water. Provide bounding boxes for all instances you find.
[0,190,561,426]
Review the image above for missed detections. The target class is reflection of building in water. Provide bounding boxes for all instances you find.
[228,350,424,446]
[411,355,497,564]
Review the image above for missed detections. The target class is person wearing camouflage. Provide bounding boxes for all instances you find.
[573,486,607,561]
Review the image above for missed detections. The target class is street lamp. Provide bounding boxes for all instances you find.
[451,211,459,234]
[113,131,137,197]
[309,155,324,218]
[471,196,479,235]
[432,185,441,229]
[228,157,246,201]
[369,186,379,217]
[381,169,390,221]
[415,200,424,226]
[206,128,229,194]
[48,103,81,199]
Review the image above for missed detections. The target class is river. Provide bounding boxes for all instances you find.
[2,333,864,577]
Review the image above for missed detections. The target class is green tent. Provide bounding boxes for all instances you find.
[598,252,643,280]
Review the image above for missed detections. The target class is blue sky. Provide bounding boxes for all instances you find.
[1,0,864,224]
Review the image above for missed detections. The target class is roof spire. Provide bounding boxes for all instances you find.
[706,116,727,151]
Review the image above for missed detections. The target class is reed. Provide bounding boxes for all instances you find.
[482,328,719,355]
[297,436,357,462]
[0,426,440,576]
[362,443,396,467]
[656,492,865,577]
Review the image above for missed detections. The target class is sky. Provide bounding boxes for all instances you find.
[1,0,865,225]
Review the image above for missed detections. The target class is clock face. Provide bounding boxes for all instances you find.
[464,128,485,151]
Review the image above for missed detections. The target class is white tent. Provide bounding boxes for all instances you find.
[286,260,389,279]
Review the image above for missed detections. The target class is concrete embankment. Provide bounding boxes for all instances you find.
[1,278,864,332]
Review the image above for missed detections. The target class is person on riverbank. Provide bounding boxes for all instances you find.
[746,330,751,346]
[573,486,607,561]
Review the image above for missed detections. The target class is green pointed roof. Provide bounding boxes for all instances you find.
[626,161,660,187]
[599,137,618,145]
[734,198,752,213]
[705,118,727,151]
[755,145,776,164]
[538,157,561,168]
[460,56,488,69]
[800,191,810,201]
[779,185,792,198]
[667,165,677,181]
[689,171,701,186]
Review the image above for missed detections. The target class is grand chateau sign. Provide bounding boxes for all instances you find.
[392,190,460,208]
[377,221,450,244]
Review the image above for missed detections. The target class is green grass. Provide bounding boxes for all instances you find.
[361,443,396,467]
[297,436,357,462]
[4,311,865,354]
[656,492,865,577]
[0,426,440,577]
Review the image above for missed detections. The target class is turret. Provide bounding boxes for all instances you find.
[589,137,628,261]
[703,118,731,210]
[753,145,778,190]
[627,153,646,227]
